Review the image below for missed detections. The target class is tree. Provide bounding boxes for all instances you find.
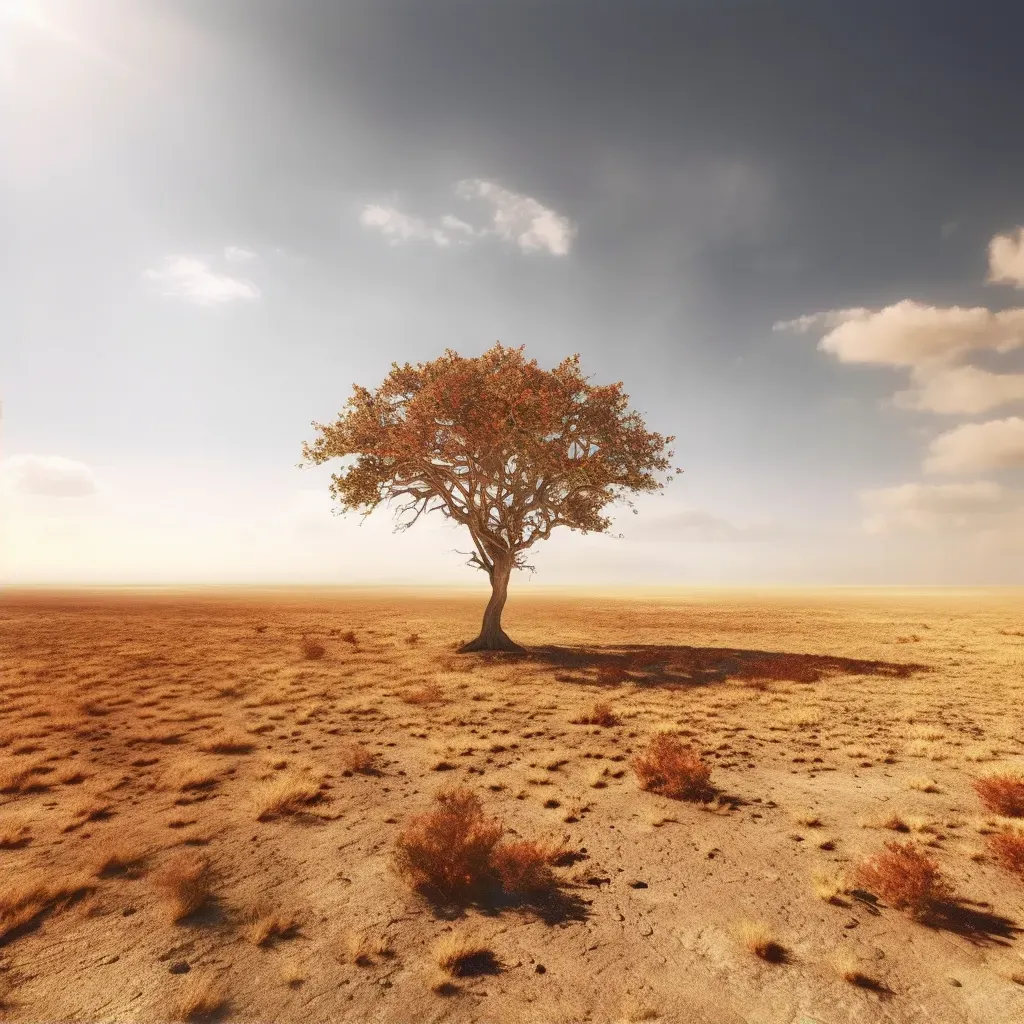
[300,344,678,652]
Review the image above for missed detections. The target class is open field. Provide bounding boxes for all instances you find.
[1,586,1023,1023]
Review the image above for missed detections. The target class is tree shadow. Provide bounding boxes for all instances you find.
[479,643,931,689]
[422,882,591,927]
[924,900,1021,947]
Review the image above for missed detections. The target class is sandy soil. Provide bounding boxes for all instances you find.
[0,586,1022,1024]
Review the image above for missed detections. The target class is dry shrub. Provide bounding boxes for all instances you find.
[631,734,714,801]
[854,840,955,918]
[0,870,94,942]
[973,773,1024,817]
[199,730,255,755]
[434,934,499,977]
[252,773,321,820]
[244,906,299,946]
[737,920,788,963]
[987,829,1024,877]
[577,701,620,727]
[811,866,847,903]
[0,816,31,849]
[92,839,150,878]
[342,744,377,775]
[299,636,326,661]
[490,841,557,896]
[404,682,444,705]
[280,959,305,987]
[163,760,220,792]
[340,931,393,966]
[394,788,504,900]
[834,951,882,989]
[152,852,213,922]
[173,976,227,1022]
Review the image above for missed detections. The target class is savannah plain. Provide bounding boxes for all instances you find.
[1,586,1023,1024]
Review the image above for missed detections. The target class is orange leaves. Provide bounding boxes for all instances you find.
[300,344,677,558]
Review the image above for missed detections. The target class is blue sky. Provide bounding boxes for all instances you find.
[2,0,1023,586]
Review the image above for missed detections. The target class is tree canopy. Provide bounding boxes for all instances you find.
[301,343,678,650]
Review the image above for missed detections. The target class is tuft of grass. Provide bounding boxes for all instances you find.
[576,701,621,727]
[434,934,500,977]
[172,976,227,1022]
[280,959,305,988]
[811,866,848,904]
[92,839,150,878]
[973,773,1024,817]
[244,905,299,946]
[833,951,883,989]
[736,920,788,963]
[986,828,1024,878]
[404,682,445,705]
[152,851,214,922]
[163,759,220,793]
[0,870,94,942]
[0,815,32,849]
[631,734,714,802]
[908,776,941,794]
[198,730,255,755]
[299,636,326,661]
[342,744,378,775]
[340,930,394,966]
[854,840,955,919]
[490,841,558,896]
[252,773,321,820]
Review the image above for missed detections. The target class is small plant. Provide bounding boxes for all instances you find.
[152,852,214,922]
[986,828,1024,878]
[973,773,1024,817]
[394,788,504,901]
[577,701,620,727]
[632,734,713,801]
[252,773,321,820]
[404,682,444,705]
[908,776,940,794]
[433,934,500,976]
[199,730,255,755]
[811,866,847,904]
[299,635,326,661]
[737,920,788,963]
[0,816,31,849]
[490,841,557,896]
[173,976,227,1022]
[342,744,378,775]
[0,870,94,942]
[244,906,299,946]
[833,951,883,989]
[854,840,955,919]
[280,959,305,987]
[92,840,150,878]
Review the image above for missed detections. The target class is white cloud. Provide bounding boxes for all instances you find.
[891,364,1024,415]
[223,246,257,262]
[360,181,575,256]
[923,416,1024,474]
[775,300,1024,369]
[988,227,1024,289]
[2,454,97,497]
[143,256,260,306]
[859,480,1011,533]
[455,178,575,255]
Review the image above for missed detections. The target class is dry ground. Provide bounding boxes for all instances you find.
[1,586,1023,1024]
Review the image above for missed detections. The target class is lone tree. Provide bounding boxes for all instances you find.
[300,344,677,652]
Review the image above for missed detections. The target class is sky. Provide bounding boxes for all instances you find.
[2,0,1023,587]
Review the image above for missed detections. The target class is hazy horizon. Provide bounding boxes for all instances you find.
[3,1,1023,587]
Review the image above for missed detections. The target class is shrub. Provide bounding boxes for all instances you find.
[631,734,713,801]
[342,744,377,775]
[854,840,955,918]
[173,977,226,1022]
[490,841,557,896]
[987,829,1024,878]
[252,773,321,820]
[0,870,93,942]
[737,920,788,962]
[434,934,499,976]
[577,701,620,727]
[299,636,326,661]
[973,773,1024,817]
[152,852,213,922]
[404,682,444,705]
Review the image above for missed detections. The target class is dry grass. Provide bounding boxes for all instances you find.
[342,744,378,775]
[0,870,94,942]
[151,851,214,922]
[908,776,941,793]
[854,840,956,919]
[973,773,1024,817]
[986,828,1024,878]
[299,636,327,660]
[490,840,558,896]
[92,839,151,878]
[252,773,321,820]
[736,920,788,963]
[403,681,445,705]
[163,759,220,793]
[0,815,32,849]
[631,734,714,801]
[833,951,883,989]
[198,730,255,755]
[433,934,500,977]
[575,701,621,727]
[172,976,227,1022]
[811,866,847,903]
[244,906,300,946]
[280,959,305,988]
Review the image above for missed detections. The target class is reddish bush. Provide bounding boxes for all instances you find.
[854,841,955,918]
[631,734,713,801]
[973,773,1024,817]
[987,829,1024,878]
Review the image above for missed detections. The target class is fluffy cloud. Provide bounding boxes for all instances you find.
[454,179,576,255]
[359,180,575,256]
[2,455,97,497]
[859,480,1011,533]
[924,416,1024,474]
[891,364,1024,415]
[143,256,260,306]
[988,227,1024,289]
[774,300,1024,369]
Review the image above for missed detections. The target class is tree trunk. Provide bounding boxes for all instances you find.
[459,556,524,653]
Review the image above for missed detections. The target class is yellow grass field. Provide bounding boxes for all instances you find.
[1,586,1023,1023]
